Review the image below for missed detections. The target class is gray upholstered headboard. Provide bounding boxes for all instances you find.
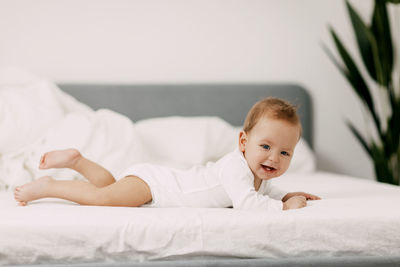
[58,84,313,148]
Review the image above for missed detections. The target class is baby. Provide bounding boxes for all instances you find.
[14,97,320,210]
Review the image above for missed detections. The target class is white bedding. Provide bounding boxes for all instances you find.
[2,69,399,265]
[1,171,400,265]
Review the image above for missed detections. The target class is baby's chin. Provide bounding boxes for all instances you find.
[260,175,279,180]
[251,166,284,180]
[256,172,280,181]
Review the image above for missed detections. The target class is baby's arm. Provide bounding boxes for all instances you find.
[219,161,284,211]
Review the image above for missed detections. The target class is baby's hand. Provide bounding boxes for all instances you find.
[282,192,321,202]
[283,196,307,210]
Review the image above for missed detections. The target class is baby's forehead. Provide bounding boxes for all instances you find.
[256,115,301,129]
[250,117,301,141]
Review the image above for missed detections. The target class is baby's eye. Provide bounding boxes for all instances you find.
[281,151,290,156]
[261,144,270,150]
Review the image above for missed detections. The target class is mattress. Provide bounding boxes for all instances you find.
[1,171,399,265]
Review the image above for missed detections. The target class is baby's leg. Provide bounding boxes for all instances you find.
[40,148,115,187]
[14,175,152,207]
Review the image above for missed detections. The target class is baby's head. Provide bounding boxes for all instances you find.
[239,97,301,181]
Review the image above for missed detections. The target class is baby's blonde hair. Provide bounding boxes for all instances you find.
[243,97,301,135]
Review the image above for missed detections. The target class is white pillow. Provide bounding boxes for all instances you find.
[286,137,316,173]
[133,116,238,169]
[133,116,316,173]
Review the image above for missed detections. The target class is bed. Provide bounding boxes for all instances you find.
[1,77,400,267]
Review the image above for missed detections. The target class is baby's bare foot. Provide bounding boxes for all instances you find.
[39,148,81,170]
[14,176,53,205]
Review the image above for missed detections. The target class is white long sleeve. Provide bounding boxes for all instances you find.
[264,181,288,201]
[217,149,283,211]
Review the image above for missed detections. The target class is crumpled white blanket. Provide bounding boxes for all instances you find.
[0,68,140,190]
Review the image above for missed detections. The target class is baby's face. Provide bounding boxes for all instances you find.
[239,116,300,181]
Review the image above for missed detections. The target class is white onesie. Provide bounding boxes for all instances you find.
[117,148,288,210]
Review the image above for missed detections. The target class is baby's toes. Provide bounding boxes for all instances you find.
[18,201,27,206]
[14,187,20,197]
[39,155,47,169]
[14,188,20,195]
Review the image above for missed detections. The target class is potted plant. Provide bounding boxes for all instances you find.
[325,0,399,185]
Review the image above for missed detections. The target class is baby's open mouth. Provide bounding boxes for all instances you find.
[261,164,276,172]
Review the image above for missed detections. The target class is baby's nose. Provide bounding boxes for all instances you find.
[268,152,280,163]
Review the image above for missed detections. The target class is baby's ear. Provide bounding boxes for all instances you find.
[238,131,247,152]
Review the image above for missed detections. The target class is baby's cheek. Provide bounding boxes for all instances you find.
[280,161,291,173]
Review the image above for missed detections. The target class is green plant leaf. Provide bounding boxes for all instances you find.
[346,120,372,157]
[322,43,350,80]
[347,1,387,86]
[371,0,394,87]
[328,27,383,137]
[327,0,399,185]
[387,98,400,153]
[370,142,393,183]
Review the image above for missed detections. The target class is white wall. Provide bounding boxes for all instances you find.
[1,0,397,180]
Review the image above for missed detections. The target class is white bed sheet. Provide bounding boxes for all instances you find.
[1,171,400,265]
